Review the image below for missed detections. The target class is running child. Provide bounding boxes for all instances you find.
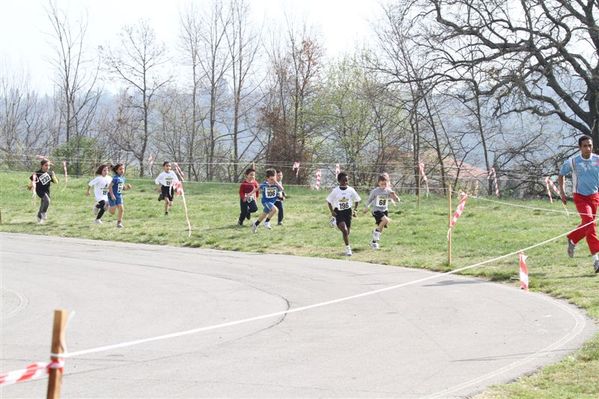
[86,164,112,224]
[273,169,287,225]
[107,163,132,228]
[238,168,259,226]
[364,174,400,249]
[155,161,180,215]
[29,159,58,224]
[326,172,361,256]
[251,169,283,232]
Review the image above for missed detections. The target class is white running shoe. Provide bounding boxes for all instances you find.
[373,229,381,241]
[41,212,48,220]
[116,222,124,228]
[345,246,353,256]
[94,219,103,224]
[37,216,44,224]
[329,216,336,228]
[251,223,258,233]
[264,221,272,229]
[370,241,379,250]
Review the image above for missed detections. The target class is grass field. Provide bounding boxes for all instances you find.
[1,171,598,398]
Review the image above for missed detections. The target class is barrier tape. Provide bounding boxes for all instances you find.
[519,252,529,290]
[171,163,192,238]
[0,359,64,386]
[315,169,321,190]
[488,168,500,197]
[448,192,468,239]
[418,162,430,197]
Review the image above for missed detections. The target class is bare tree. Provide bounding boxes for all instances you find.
[102,20,171,176]
[225,0,263,179]
[46,0,101,173]
[430,0,599,150]
[261,20,323,181]
[0,73,48,167]
[194,1,233,181]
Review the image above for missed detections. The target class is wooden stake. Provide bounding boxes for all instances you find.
[448,184,452,266]
[416,167,421,209]
[47,309,68,399]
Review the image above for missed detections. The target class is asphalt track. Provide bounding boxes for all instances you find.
[1,232,597,398]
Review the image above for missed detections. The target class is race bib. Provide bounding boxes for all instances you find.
[376,195,388,207]
[102,187,109,196]
[265,187,277,198]
[117,183,124,194]
[338,198,351,210]
[38,173,51,185]
[165,177,173,187]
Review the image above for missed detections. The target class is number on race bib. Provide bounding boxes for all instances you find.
[38,173,51,185]
[117,183,123,194]
[165,177,173,187]
[377,196,388,207]
[338,201,350,210]
[266,187,277,198]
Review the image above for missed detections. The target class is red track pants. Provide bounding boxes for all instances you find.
[568,193,599,254]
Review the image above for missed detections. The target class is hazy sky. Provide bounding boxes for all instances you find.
[0,0,380,94]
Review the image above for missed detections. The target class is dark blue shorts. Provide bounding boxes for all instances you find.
[109,196,123,207]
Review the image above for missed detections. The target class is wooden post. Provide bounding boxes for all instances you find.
[47,309,68,399]
[448,184,452,266]
[416,167,421,209]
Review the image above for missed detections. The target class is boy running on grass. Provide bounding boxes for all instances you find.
[155,161,179,216]
[251,169,283,233]
[327,172,361,256]
[364,174,400,249]
[238,168,259,226]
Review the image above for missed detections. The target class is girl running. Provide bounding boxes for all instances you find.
[86,164,112,224]
[29,159,58,224]
[107,163,132,228]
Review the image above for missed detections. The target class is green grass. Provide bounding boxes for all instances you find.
[1,172,599,397]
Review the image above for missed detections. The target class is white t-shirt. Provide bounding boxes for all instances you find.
[88,176,112,202]
[155,171,179,187]
[326,186,361,211]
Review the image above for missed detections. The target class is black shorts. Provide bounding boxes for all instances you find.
[373,210,388,225]
[335,208,353,228]
[161,185,174,201]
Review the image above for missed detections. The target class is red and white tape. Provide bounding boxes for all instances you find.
[62,161,68,183]
[519,252,529,290]
[31,173,37,199]
[488,168,500,197]
[173,180,184,196]
[172,162,185,181]
[148,155,155,175]
[449,192,468,229]
[418,162,429,196]
[315,169,321,190]
[0,359,64,386]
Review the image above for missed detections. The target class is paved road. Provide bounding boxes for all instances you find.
[1,233,596,398]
